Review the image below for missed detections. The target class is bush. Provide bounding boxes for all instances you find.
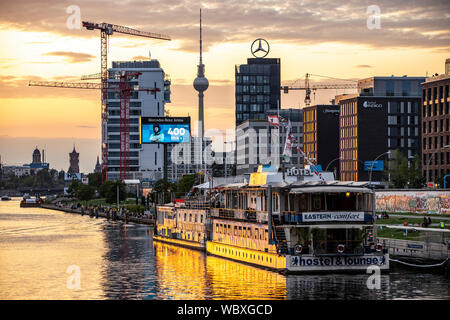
[125,204,145,214]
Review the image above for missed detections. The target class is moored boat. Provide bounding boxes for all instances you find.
[155,167,389,273]
[1,195,11,201]
[20,197,43,207]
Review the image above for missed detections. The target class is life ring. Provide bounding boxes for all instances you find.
[294,244,303,254]
[375,244,383,252]
[337,244,346,253]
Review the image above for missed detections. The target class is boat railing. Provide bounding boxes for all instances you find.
[283,239,383,256]
[210,207,267,222]
[184,199,210,209]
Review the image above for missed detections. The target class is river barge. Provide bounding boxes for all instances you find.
[154,169,389,273]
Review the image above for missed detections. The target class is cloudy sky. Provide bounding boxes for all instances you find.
[0,0,448,172]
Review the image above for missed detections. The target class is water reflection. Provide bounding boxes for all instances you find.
[0,199,449,300]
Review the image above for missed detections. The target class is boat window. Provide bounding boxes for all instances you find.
[234,226,238,236]
[239,226,242,237]
[184,213,186,221]
[189,213,192,222]
[194,214,198,223]
[254,228,258,239]
[312,194,325,211]
[312,228,364,254]
[265,230,268,240]
[325,192,357,211]
[200,215,203,223]
[228,225,231,235]
[216,223,219,233]
[299,194,308,211]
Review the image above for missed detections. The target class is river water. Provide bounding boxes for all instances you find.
[0,199,449,300]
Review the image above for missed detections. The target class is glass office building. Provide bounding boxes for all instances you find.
[235,58,280,126]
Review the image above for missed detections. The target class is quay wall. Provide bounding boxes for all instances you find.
[41,204,155,225]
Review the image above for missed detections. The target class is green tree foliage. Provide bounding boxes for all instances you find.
[87,172,102,188]
[77,184,95,201]
[388,150,425,189]
[99,180,126,204]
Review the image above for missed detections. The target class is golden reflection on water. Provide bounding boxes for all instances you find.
[154,242,287,300]
[0,199,107,299]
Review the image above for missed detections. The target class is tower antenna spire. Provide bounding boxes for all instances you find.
[199,8,202,65]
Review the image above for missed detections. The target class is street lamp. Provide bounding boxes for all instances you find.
[325,157,342,172]
[426,145,450,183]
[326,157,341,180]
[369,151,391,185]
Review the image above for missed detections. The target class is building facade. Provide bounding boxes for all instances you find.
[235,58,281,126]
[421,59,450,183]
[167,136,213,182]
[106,60,171,181]
[302,105,340,178]
[340,76,425,183]
[236,109,303,175]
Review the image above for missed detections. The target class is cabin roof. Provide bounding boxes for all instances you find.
[290,186,373,194]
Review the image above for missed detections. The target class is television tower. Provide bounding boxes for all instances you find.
[193,8,209,140]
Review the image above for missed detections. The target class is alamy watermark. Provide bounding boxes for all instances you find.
[66,265,81,290]
[366,265,381,290]
[366,5,381,30]
[66,5,81,30]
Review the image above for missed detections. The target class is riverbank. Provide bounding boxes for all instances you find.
[41,203,155,226]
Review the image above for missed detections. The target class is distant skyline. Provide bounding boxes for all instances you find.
[0,0,449,171]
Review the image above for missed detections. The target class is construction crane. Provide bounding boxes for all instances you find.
[81,21,171,182]
[281,73,358,107]
[29,71,160,180]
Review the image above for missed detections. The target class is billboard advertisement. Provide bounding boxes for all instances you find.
[364,160,384,171]
[140,117,190,144]
[65,172,82,181]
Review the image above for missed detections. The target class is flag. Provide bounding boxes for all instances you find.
[282,120,292,162]
[267,115,279,127]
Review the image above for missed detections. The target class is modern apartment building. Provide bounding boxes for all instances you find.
[106,60,171,181]
[421,59,450,183]
[235,58,281,126]
[236,108,303,175]
[302,105,340,178]
[339,76,425,183]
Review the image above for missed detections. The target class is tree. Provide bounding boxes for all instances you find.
[34,169,53,188]
[388,149,424,189]
[99,180,126,204]
[68,180,82,197]
[87,172,102,188]
[77,184,95,201]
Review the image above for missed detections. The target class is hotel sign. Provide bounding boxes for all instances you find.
[286,167,313,177]
[302,212,365,222]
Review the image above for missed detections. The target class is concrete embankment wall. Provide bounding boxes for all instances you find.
[376,190,450,215]
[41,204,155,225]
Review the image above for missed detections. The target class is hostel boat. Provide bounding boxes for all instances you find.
[154,169,389,273]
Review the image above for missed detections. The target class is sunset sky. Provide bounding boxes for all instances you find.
[0,0,448,172]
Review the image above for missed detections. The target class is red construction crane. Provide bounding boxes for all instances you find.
[29,71,160,180]
[81,21,171,182]
[281,73,358,107]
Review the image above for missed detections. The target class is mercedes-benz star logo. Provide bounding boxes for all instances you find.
[251,38,270,58]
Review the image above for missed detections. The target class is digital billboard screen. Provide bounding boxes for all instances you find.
[140,117,191,144]
[363,160,384,171]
